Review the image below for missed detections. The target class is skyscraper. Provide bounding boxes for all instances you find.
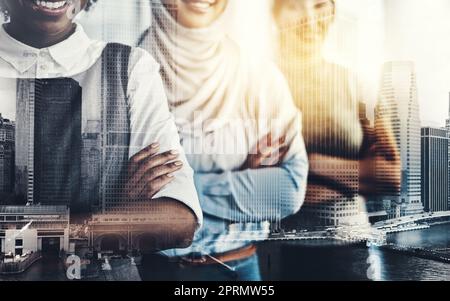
[0,114,15,196]
[359,101,391,222]
[15,79,36,205]
[34,79,82,207]
[446,93,450,210]
[375,61,423,217]
[81,120,102,211]
[421,127,448,212]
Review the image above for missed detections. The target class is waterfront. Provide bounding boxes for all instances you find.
[259,223,450,281]
[0,224,449,281]
[0,256,67,281]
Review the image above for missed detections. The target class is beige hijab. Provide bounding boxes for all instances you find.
[140,0,250,135]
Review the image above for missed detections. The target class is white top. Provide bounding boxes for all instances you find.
[0,24,202,227]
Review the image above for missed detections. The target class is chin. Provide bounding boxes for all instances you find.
[190,19,216,28]
[179,14,217,29]
[30,19,72,35]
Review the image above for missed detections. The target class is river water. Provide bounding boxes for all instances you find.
[258,223,450,281]
[1,224,449,281]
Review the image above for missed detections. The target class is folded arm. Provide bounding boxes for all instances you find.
[115,49,203,251]
[195,148,308,223]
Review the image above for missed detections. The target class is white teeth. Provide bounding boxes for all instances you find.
[185,0,215,9]
[33,0,67,10]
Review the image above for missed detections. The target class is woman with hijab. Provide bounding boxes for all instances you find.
[138,0,308,281]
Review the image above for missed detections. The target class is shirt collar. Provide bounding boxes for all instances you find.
[0,23,91,74]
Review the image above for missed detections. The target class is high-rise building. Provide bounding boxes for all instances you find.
[359,102,393,222]
[375,61,423,217]
[33,79,82,207]
[81,120,102,211]
[0,114,15,196]
[421,127,448,212]
[15,79,36,205]
[446,93,450,210]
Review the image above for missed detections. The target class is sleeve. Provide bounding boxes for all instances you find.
[194,148,308,222]
[194,63,309,223]
[126,48,203,228]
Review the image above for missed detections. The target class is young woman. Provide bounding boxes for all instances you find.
[138,0,309,281]
[273,0,401,224]
[0,0,202,252]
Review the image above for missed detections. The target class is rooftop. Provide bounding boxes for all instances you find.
[0,206,69,215]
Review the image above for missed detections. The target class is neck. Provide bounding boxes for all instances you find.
[4,21,76,49]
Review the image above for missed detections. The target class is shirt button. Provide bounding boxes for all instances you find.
[40,65,48,71]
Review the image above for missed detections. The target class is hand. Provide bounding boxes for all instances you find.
[359,144,401,197]
[241,133,289,170]
[307,149,401,203]
[308,153,360,198]
[359,118,401,197]
[124,143,184,201]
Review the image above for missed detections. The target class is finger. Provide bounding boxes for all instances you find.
[145,150,180,170]
[260,146,289,167]
[129,150,180,184]
[130,143,160,164]
[132,161,183,197]
[271,146,289,164]
[251,151,274,168]
[128,143,161,175]
[258,134,287,155]
[277,135,287,145]
[258,143,288,163]
[248,133,270,155]
[256,133,272,154]
[143,174,175,199]
[145,160,184,181]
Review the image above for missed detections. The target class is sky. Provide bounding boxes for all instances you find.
[384,0,450,127]
[310,0,450,127]
[326,0,385,118]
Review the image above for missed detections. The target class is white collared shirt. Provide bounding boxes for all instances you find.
[0,23,106,79]
[0,24,202,227]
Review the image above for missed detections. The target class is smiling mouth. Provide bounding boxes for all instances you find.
[33,0,68,9]
[27,0,71,17]
[181,0,218,13]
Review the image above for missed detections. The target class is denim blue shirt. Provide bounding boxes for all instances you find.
[162,140,308,257]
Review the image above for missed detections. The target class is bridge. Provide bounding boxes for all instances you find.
[373,211,450,230]
[380,244,450,264]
